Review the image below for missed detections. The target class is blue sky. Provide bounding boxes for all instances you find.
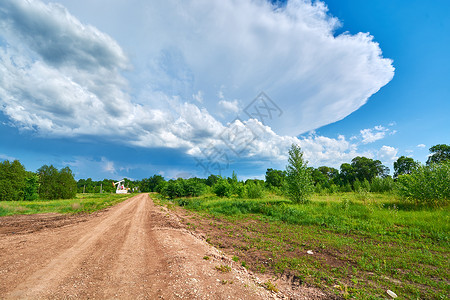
[0,0,448,181]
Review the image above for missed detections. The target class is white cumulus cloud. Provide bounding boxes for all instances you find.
[377,145,398,163]
[360,125,391,144]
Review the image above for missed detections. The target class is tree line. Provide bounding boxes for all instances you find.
[0,162,77,201]
[1,144,448,205]
[76,143,449,206]
[139,143,449,207]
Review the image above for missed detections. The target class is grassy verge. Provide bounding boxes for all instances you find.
[0,193,135,216]
[155,192,449,299]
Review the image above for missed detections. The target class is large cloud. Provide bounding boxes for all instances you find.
[92,0,393,135]
[0,0,394,167]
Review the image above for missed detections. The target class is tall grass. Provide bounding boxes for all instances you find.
[174,193,449,244]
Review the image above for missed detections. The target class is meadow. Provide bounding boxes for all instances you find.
[0,193,134,216]
[157,192,449,299]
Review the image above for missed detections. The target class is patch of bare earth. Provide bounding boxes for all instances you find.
[1,194,296,299]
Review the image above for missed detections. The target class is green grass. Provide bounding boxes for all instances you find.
[0,193,135,216]
[157,192,449,299]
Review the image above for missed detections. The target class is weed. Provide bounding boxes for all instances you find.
[263,280,279,293]
[71,202,81,210]
[203,256,210,260]
[215,265,231,273]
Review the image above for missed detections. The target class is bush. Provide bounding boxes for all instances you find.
[165,180,184,199]
[340,183,353,193]
[353,179,370,193]
[397,162,450,207]
[213,178,232,197]
[370,176,394,193]
[328,184,340,194]
[155,181,168,194]
[235,183,246,198]
[182,178,206,197]
[246,181,264,199]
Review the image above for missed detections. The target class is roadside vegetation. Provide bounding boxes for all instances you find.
[157,193,448,299]
[151,144,449,299]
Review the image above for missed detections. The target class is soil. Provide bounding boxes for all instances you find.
[0,194,328,299]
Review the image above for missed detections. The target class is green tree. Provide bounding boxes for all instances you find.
[155,180,168,194]
[100,179,115,193]
[317,166,339,182]
[164,180,184,199]
[394,156,419,178]
[24,172,39,200]
[310,167,329,188]
[182,178,206,197]
[37,165,59,199]
[284,144,313,204]
[228,171,239,195]
[0,160,27,201]
[205,174,219,187]
[38,165,76,199]
[57,167,77,199]
[265,168,285,188]
[339,163,356,186]
[140,175,165,192]
[213,177,232,197]
[426,144,450,165]
[351,156,388,182]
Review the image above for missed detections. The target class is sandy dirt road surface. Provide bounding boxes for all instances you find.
[0,194,326,299]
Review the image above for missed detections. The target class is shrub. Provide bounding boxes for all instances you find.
[246,181,264,199]
[213,177,232,197]
[353,179,370,193]
[182,178,206,197]
[155,181,167,194]
[235,182,246,198]
[370,176,394,193]
[165,180,185,199]
[361,179,371,192]
[397,162,450,207]
[340,183,353,193]
[328,184,340,194]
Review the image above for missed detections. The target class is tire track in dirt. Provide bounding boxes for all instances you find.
[0,194,278,299]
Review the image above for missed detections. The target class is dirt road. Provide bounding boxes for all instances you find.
[0,194,277,299]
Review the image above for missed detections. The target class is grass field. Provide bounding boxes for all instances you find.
[156,192,449,299]
[0,193,134,216]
